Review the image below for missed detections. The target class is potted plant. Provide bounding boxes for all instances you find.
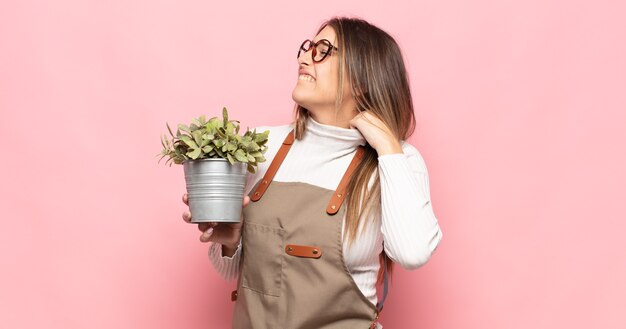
[159,107,269,223]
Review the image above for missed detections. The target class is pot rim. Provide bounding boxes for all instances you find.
[183,158,229,162]
[182,158,247,166]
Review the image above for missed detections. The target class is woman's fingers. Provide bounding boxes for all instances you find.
[199,222,241,244]
[199,227,214,243]
[182,193,189,205]
[243,195,250,207]
[182,211,192,223]
[197,222,219,232]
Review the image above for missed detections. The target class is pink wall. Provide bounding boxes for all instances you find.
[1,0,625,328]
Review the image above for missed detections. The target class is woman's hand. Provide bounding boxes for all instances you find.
[349,111,403,156]
[182,193,250,255]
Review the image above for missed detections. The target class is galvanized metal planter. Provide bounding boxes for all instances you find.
[183,158,247,223]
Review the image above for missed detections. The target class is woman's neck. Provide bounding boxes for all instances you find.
[308,106,359,129]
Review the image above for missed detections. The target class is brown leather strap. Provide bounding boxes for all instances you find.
[326,146,365,215]
[285,244,322,258]
[251,130,295,201]
[231,290,238,301]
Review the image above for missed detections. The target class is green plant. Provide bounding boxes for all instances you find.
[159,107,269,173]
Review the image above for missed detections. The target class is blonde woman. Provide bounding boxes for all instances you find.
[182,17,443,328]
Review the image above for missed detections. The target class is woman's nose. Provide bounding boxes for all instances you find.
[298,48,313,65]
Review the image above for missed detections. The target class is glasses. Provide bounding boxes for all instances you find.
[297,39,338,63]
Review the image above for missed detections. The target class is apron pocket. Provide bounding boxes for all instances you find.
[241,221,285,297]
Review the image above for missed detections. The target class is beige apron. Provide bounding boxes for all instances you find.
[231,130,386,329]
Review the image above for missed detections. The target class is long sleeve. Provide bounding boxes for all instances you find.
[377,141,443,270]
[208,239,242,281]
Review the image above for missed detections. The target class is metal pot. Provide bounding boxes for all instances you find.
[183,158,247,223]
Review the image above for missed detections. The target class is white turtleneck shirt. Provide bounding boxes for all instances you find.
[208,116,443,307]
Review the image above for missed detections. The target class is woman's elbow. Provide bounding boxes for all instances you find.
[394,229,443,270]
[397,248,433,270]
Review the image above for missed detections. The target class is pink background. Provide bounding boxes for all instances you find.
[1,0,625,328]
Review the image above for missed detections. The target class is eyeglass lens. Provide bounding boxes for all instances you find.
[298,40,332,62]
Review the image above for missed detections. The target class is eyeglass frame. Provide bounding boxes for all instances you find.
[297,39,339,63]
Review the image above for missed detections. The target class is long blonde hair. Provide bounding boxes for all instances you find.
[293,17,416,283]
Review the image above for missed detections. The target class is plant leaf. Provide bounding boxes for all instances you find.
[192,130,203,146]
[186,148,201,159]
[191,117,202,127]
[213,139,225,148]
[234,149,248,162]
[209,117,223,129]
[178,124,190,133]
[226,153,235,165]
[226,122,234,134]
[254,130,270,143]
[226,142,237,152]
[179,135,198,149]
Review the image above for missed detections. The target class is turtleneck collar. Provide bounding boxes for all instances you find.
[301,115,367,151]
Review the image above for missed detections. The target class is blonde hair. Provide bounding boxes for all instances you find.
[294,17,416,283]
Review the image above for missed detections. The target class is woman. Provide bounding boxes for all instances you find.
[182,17,443,328]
